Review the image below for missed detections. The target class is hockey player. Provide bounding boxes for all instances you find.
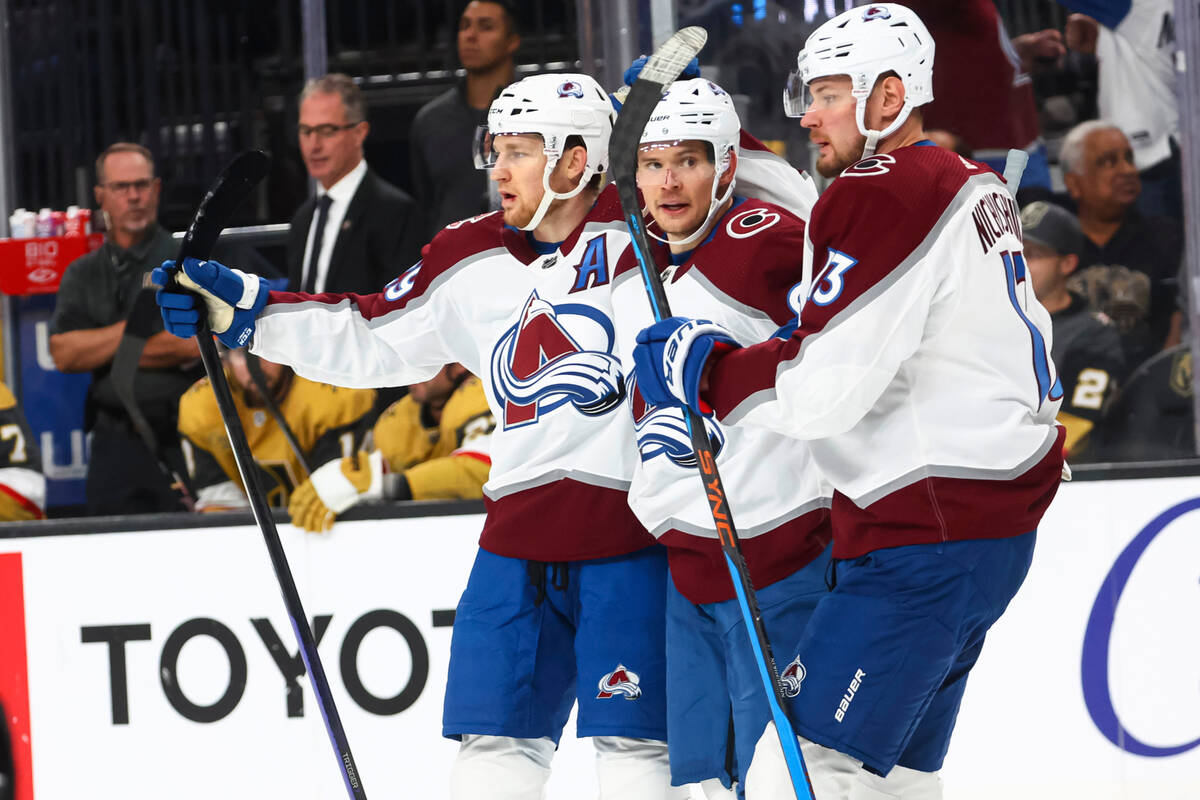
[288,364,495,531]
[156,73,685,799]
[0,381,44,521]
[611,78,832,798]
[632,5,1066,798]
[177,349,376,510]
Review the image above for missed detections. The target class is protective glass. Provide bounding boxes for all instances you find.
[474,127,549,171]
[635,141,717,188]
[472,125,499,169]
[782,69,807,118]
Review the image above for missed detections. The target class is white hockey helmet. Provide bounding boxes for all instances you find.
[474,73,615,231]
[639,78,741,247]
[783,3,934,158]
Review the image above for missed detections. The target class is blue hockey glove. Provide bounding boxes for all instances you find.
[623,54,701,87]
[632,317,740,415]
[153,257,270,349]
[611,55,702,111]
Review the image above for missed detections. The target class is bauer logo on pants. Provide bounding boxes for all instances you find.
[780,655,806,698]
[597,664,642,700]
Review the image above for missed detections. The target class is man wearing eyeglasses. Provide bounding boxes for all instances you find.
[286,73,422,296]
[49,142,203,514]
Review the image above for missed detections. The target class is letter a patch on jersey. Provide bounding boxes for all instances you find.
[490,291,625,429]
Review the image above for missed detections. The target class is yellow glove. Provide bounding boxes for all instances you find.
[288,450,385,533]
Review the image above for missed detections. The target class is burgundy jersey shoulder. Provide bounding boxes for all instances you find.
[695,199,807,325]
[811,144,996,260]
[423,210,508,273]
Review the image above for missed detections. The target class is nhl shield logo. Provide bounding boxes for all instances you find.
[780,656,806,698]
[597,664,642,700]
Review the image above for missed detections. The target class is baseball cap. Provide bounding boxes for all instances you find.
[1020,201,1083,257]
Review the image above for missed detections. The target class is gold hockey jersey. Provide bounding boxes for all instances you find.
[179,372,376,509]
[373,376,494,500]
[0,381,44,520]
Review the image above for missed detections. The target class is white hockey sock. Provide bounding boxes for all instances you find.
[593,736,690,800]
[449,734,555,800]
[743,722,943,800]
[686,777,739,800]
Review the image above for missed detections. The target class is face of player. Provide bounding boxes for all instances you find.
[94,151,160,247]
[489,133,549,228]
[636,140,726,241]
[227,352,290,407]
[800,76,869,178]
[298,90,367,190]
[1068,128,1140,219]
[410,364,464,407]
[457,1,519,73]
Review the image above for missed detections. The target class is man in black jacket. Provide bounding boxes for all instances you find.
[287,73,422,295]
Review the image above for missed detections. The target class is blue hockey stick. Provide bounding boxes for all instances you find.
[609,28,815,800]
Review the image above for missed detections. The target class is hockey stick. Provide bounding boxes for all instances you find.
[166,151,367,799]
[1002,148,1028,199]
[610,29,815,800]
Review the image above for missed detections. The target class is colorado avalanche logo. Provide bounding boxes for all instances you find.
[491,291,625,429]
[557,80,585,99]
[780,656,806,698]
[597,664,642,700]
[629,374,724,468]
[862,5,892,21]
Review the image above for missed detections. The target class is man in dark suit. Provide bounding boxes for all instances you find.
[288,73,422,295]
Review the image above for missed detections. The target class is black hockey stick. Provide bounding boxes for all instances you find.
[610,29,815,800]
[166,151,367,799]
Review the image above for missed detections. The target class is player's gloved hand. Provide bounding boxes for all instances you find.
[632,317,740,416]
[611,54,702,111]
[153,257,270,349]
[288,450,387,533]
[622,54,701,87]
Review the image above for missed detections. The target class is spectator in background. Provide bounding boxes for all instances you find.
[0,380,45,521]
[287,73,422,295]
[1021,201,1124,460]
[908,0,1058,195]
[177,349,377,511]
[1063,0,1181,221]
[1061,120,1184,373]
[288,364,494,532]
[409,0,519,238]
[49,142,201,516]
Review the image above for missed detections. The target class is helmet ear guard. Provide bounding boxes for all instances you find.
[786,3,934,158]
[476,73,615,231]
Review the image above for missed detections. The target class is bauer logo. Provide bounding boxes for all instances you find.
[780,655,806,698]
[834,668,866,722]
[490,290,624,429]
[1080,497,1200,758]
[597,664,642,700]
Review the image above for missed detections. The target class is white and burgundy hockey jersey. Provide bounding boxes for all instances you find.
[704,144,1066,559]
[252,187,653,562]
[613,197,832,604]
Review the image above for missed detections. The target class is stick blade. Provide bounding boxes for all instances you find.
[638,27,708,85]
[178,150,271,263]
[610,27,709,183]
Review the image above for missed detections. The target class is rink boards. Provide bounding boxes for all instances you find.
[0,476,1198,799]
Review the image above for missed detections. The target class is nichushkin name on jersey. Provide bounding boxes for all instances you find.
[971,190,1021,254]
